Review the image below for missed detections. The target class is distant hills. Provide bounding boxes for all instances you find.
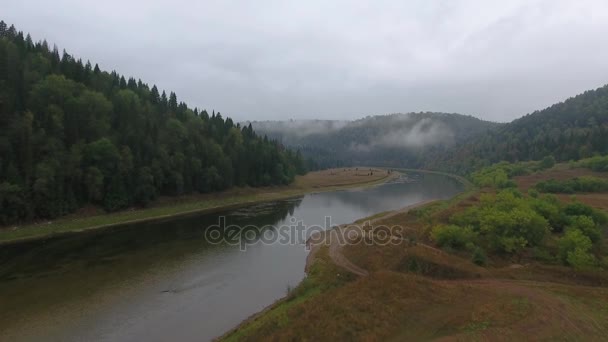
[426,85,608,173]
[248,113,500,169]
[250,84,608,173]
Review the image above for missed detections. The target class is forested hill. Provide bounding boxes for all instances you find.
[0,21,306,225]
[249,113,499,169]
[426,84,608,174]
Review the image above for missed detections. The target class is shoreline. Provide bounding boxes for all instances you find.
[0,169,396,246]
[218,170,471,341]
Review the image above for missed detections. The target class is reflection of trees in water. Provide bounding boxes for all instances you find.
[0,198,305,281]
[227,198,302,226]
[220,198,304,245]
[0,176,461,281]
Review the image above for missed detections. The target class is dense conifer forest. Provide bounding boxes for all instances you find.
[0,21,306,225]
[424,85,608,173]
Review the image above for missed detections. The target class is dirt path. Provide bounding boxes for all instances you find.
[306,200,439,276]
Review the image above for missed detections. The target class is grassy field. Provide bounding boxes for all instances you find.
[0,168,393,245]
[221,165,608,341]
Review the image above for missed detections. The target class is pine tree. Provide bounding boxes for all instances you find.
[150,85,160,104]
[169,91,177,110]
[25,33,33,49]
[0,20,7,37]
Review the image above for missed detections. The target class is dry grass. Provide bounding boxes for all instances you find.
[514,165,608,211]
[222,166,608,341]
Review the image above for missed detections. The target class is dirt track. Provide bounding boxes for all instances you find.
[306,200,438,276]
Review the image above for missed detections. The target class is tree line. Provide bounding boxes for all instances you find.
[253,113,499,169]
[426,85,608,174]
[0,21,306,225]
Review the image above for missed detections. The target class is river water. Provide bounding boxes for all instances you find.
[0,172,463,341]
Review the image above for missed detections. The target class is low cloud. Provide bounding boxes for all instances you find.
[4,0,608,122]
[248,120,349,138]
[348,116,455,152]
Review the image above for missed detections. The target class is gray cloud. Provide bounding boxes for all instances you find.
[249,120,349,138]
[4,0,608,122]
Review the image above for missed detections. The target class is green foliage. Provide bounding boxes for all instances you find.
[535,176,608,194]
[471,247,487,266]
[527,188,539,198]
[558,229,595,269]
[251,113,500,170]
[451,189,550,257]
[448,187,607,267]
[567,215,602,244]
[563,202,608,226]
[431,225,477,249]
[426,84,608,174]
[0,182,28,225]
[0,22,306,224]
[539,155,556,169]
[470,162,521,188]
[575,155,608,172]
[529,195,569,232]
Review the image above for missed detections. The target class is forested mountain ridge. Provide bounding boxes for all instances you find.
[426,84,608,174]
[249,113,500,169]
[0,21,305,225]
[252,84,608,174]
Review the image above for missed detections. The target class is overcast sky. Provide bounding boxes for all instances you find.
[4,0,608,122]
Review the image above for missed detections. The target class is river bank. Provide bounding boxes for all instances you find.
[219,166,608,341]
[219,170,471,341]
[0,168,395,245]
[1,169,466,342]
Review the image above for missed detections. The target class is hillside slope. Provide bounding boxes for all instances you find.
[0,21,305,225]
[250,112,499,169]
[428,84,608,173]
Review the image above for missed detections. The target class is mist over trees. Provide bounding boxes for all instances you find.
[0,21,306,225]
[249,113,499,169]
[253,83,608,175]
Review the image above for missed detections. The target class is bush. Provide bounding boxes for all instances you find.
[558,229,595,268]
[471,247,487,266]
[530,195,569,232]
[577,155,608,172]
[535,176,608,194]
[563,202,608,225]
[535,179,574,193]
[540,155,556,169]
[528,188,539,198]
[568,215,602,244]
[431,225,477,249]
[567,248,596,270]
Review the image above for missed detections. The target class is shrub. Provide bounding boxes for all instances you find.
[567,248,597,270]
[558,229,595,269]
[578,155,608,172]
[568,215,602,244]
[563,202,608,225]
[540,155,556,169]
[471,247,487,266]
[530,196,569,232]
[528,188,539,198]
[535,176,608,194]
[431,225,477,249]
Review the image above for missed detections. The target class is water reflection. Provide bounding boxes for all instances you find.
[0,172,463,342]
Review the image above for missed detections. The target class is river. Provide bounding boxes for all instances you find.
[0,172,463,341]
